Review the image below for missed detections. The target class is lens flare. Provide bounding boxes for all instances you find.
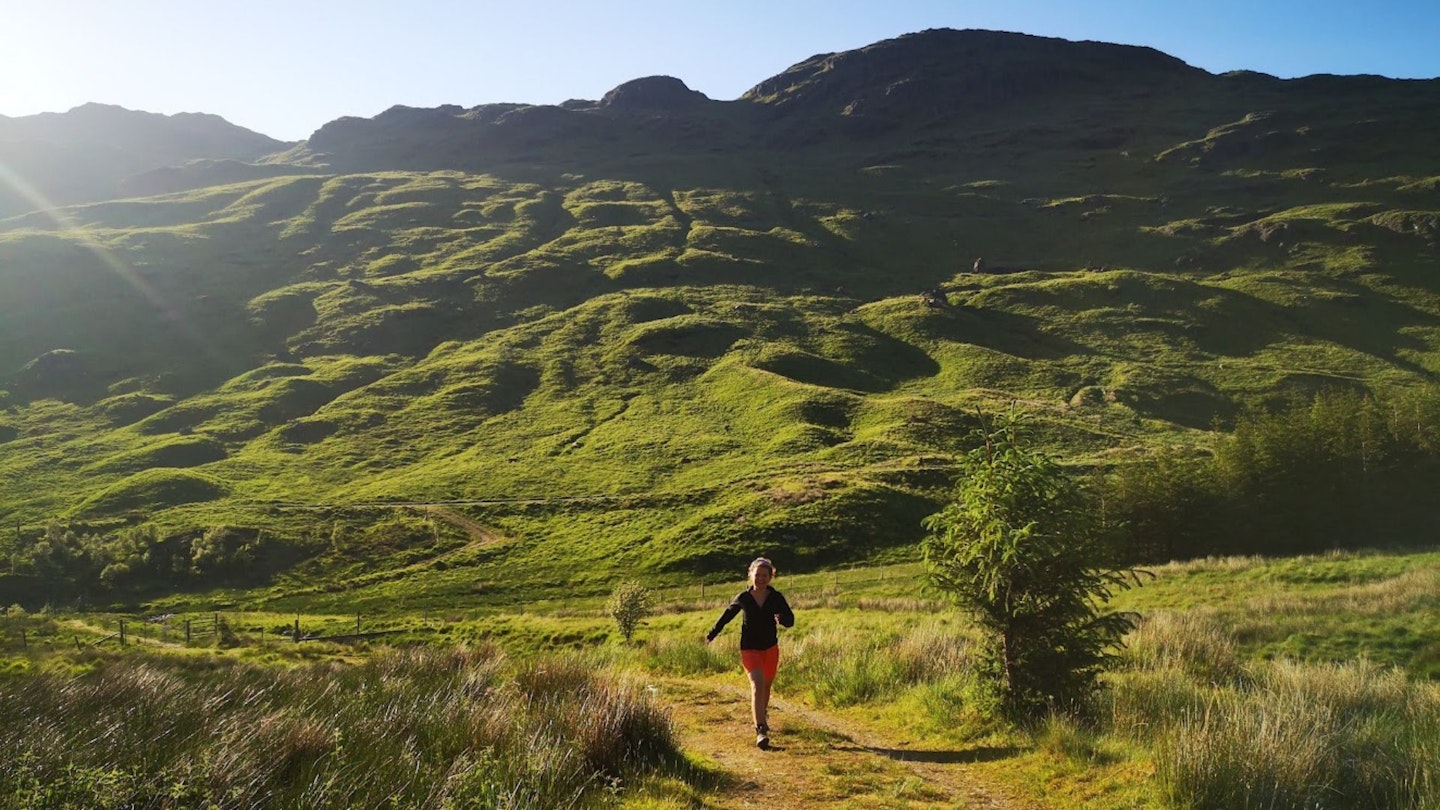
[0,158,230,374]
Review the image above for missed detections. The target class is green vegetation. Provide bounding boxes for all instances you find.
[6,38,1440,600]
[923,413,1142,717]
[608,580,654,643]
[4,28,1440,807]
[1105,386,1440,562]
[1115,621,1440,809]
[0,646,678,809]
[2,549,1437,808]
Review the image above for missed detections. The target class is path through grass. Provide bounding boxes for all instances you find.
[651,674,1039,809]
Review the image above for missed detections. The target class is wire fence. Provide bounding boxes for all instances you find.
[0,610,426,654]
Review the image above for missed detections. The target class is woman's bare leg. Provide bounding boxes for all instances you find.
[748,668,771,730]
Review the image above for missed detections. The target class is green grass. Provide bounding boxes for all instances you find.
[1110,551,1440,678]
[5,548,1440,808]
[5,50,1440,616]
[0,645,679,809]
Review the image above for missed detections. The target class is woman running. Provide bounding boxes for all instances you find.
[705,557,795,749]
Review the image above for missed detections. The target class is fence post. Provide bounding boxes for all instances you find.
[356,614,361,635]
[294,617,300,643]
[20,630,25,652]
[73,636,81,651]
[185,620,191,644]
[119,619,126,645]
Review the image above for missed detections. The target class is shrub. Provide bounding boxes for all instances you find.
[607,581,654,643]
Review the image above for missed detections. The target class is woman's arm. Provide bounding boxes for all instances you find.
[775,592,795,629]
[706,594,746,641]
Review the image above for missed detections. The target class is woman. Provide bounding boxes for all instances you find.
[705,557,795,749]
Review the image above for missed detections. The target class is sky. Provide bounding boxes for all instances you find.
[2,0,1438,143]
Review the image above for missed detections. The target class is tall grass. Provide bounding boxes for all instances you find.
[1149,661,1440,810]
[776,599,1440,808]
[1108,611,1440,810]
[0,646,677,809]
[636,635,735,676]
[1120,610,1241,683]
[786,621,978,708]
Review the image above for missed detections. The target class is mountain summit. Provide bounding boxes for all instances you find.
[600,76,710,110]
[744,28,1203,116]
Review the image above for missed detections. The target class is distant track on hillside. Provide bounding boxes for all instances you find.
[247,457,957,513]
[257,492,706,510]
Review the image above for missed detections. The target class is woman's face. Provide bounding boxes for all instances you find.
[750,565,772,589]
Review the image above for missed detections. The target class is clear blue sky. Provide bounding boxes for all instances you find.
[2,0,1437,142]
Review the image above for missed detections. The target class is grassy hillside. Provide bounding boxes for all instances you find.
[3,29,1440,600]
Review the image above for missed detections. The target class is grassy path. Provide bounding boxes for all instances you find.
[657,676,1041,809]
[420,504,504,549]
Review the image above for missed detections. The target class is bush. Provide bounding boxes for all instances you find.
[607,581,654,643]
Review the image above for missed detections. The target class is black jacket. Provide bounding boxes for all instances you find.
[706,588,795,650]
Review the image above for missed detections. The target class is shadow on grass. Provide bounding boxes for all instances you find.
[662,748,736,792]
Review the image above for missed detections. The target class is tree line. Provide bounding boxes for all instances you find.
[1105,384,1440,562]
[1,523,310,604]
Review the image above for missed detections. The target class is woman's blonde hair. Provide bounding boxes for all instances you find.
[748,557,776,582]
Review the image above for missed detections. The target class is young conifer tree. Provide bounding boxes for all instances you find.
[922,410,1144,718]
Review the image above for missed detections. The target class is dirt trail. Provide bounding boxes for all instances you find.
[656,676,1041,809]
[420,505,504,550]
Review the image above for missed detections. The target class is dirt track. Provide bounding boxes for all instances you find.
[658,676,1040,809]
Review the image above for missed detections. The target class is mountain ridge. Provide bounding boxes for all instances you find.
[0,102,291,216]
[7,28,1438,211]
[2,27,1440,597]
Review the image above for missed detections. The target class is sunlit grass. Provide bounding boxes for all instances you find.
[0,646,678,809]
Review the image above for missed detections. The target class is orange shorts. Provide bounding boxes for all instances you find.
[740,645,780,681]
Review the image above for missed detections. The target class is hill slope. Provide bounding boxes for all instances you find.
[2,28,1440,597]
